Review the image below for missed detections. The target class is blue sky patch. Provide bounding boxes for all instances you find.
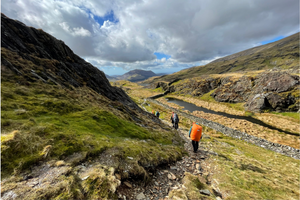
[89,10,119,26]
[154,52,171,60]
[260,35,284,45]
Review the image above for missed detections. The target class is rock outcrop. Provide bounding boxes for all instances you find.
[1,13,139,110]
[245,71,299,112]
[211,76,253,103]
[155,70,299,112]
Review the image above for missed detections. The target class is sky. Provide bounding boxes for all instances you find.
[2,0,299,76]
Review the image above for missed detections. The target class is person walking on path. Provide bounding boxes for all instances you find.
[155,111,160,118]
[170,112,179,129]
[188,122,202,153]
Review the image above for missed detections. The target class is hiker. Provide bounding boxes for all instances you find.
[188,122,202,153]
[155,111,160,118]
[152,110,154,115]
[170,112,179,129]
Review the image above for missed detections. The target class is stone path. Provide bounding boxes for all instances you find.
[116,121,221,200]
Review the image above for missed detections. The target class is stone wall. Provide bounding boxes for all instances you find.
[148,98,300,160]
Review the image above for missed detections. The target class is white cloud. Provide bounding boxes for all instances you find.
[60,22,91,37]
[2,0,299,75]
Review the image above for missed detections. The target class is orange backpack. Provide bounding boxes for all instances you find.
[190,124,202,142]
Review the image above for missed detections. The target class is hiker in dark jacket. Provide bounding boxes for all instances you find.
[170,112,179,129]
[188,122,202,153]
[155,111,160,118]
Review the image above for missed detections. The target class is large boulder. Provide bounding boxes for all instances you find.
[211,76,253,103]
[245,71,299,112]
[252,71,299,93]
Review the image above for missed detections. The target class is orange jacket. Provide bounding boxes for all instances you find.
[189,123,202,142]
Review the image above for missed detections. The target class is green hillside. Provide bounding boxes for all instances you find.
[146,32,299,83]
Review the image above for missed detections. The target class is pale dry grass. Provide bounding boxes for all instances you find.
[128,89,160,99]
[255,113,299,134]
[193,110,300,149]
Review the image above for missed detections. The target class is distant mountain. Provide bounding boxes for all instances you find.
[108,69,157,82]
[146,33,299,83]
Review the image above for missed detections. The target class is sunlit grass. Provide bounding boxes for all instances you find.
[202,130,300,200]
[1,80,185,178]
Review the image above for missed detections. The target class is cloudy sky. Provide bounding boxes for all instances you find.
[2,0,299,75]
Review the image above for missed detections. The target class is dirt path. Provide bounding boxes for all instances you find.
[116,121,221,200]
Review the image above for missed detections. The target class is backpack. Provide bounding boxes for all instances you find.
[190,123,202,141]
[173,113,179,122]
[155,111,160,117]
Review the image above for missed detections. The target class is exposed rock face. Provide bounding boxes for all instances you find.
[155,82,169,91]
[211,76,253,103]
[1,13,139,110]
[245,71,299,112]
[165,77,220,96]
[155,70,299,112]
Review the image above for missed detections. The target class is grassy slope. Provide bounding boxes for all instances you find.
[1,78,185,179]
[201,131,299,200]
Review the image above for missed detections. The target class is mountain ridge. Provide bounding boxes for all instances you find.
[144,32,299,83]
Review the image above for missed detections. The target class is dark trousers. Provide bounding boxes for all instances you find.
[173,122,178,129]
[192,140,199,152]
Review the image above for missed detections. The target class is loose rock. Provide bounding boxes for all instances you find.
[199,189,211,196]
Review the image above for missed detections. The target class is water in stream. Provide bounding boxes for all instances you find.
[166,97,298,136]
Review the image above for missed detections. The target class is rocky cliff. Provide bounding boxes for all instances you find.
[1,13,138,110]
[154,70,300,112]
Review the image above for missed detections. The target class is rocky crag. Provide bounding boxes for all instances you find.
[1,13,138,110]
[153,70,300,112]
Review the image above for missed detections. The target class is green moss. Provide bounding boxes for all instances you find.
[153,87,164,93]
[271,112,300,121]
[200,89,216,102]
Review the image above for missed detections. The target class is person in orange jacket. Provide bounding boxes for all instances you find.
[188,122,202,153]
